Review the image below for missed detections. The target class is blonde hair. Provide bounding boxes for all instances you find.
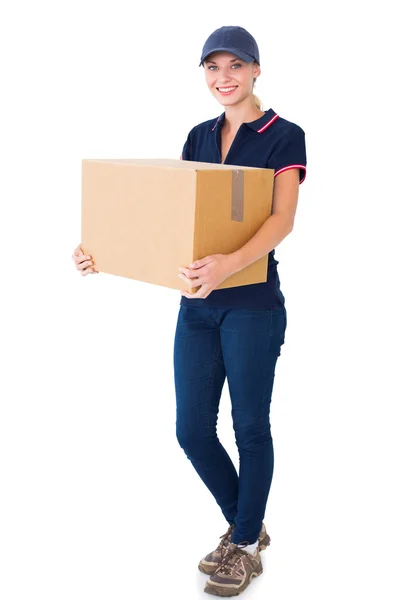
[253,93,262,109]
[252,73,262,110]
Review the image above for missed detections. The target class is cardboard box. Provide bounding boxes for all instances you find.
[81,158,275,293]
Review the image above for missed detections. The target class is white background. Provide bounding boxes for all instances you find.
[1,1,399,599]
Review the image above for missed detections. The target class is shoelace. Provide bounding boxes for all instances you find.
[216,541,250,576]
[217,524,235,555]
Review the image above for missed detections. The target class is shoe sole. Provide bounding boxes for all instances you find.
[198,533,271,576]
[204,562,263,596]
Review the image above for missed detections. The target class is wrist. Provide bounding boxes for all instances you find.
[227,250,243,276]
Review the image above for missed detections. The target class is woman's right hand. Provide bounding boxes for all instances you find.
[72,243,98,276]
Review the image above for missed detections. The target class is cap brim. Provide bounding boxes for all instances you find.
[199,47,255,67]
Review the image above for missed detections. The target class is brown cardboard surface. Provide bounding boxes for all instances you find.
[81,159,275,293]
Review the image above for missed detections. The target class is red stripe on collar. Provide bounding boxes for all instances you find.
[257,113,279,133]
[212,115,221,131]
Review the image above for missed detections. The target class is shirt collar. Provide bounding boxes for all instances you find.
[212,108,279,134]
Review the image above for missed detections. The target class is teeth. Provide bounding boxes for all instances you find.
[218,87,237,92]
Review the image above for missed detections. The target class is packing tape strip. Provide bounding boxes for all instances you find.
[231,169,244,222]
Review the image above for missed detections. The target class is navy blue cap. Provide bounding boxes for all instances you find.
[199,26,260,67]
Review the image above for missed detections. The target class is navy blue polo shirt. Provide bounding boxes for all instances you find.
[179,108,307,310]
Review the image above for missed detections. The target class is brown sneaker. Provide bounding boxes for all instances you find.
[198,522,270,576]
[204,541,263,596]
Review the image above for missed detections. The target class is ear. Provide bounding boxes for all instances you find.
[253,64,261,78]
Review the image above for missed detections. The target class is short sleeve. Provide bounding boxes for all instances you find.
[180,131,191,161]
[269,125,307,184]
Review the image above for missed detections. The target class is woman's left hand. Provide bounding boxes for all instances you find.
[178,254,236,299]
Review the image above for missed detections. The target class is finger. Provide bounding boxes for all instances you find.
[194,283,212,299]
[181,284,207,299]
[73,245,84,257]
[77,254,91,264]
[178,267,188,277]
[189,257,214,270]
[77,259,93,271]
[181,290,203,299]
[180,266,208,278]
[178,273,204,288]
[178,273,191,285]
[81,265,96,276]
[73,253,91,266]
[178,267,196,278]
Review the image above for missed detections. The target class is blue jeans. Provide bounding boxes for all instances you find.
[173,304,287,545]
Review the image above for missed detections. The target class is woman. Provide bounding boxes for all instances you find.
[72,25,306,598]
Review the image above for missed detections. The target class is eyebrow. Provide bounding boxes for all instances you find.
[204,58,242,64]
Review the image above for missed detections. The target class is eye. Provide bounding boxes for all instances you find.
[207,63,242,71]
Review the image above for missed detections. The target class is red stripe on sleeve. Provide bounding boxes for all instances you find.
[274,164,307,184]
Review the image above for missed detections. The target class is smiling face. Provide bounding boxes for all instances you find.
[203,51,261,107]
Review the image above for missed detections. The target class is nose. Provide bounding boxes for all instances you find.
[213,64,235,81]
[216,69,233,85]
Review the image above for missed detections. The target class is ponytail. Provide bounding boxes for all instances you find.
[252,93,262,109]
[252,73,262,110]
